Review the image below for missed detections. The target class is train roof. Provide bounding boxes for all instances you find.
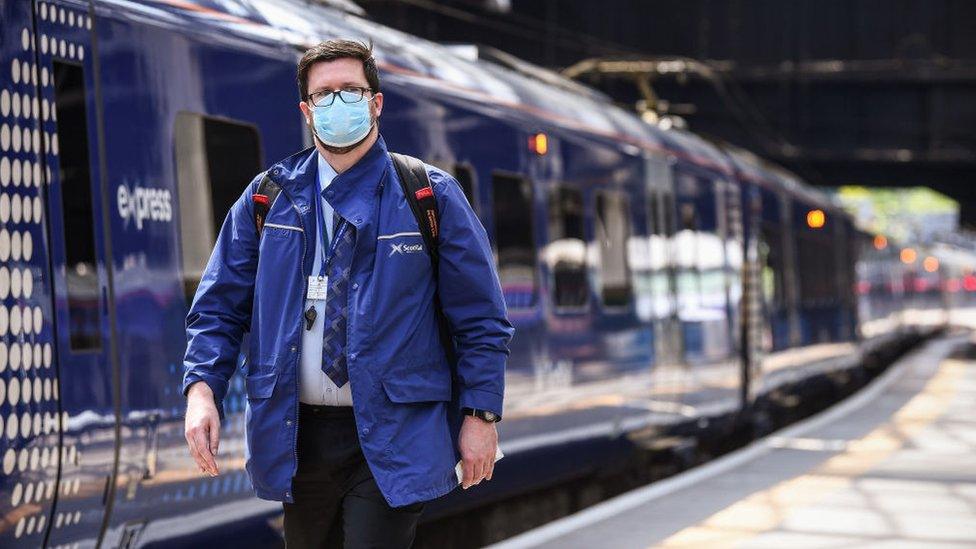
[653,128,845,217]
[98,0,846,217]
[98,0,666,153]
[653,126,733,175]
[718,141,843,212]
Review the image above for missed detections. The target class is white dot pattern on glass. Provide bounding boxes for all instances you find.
[0,10,74,540]
[3,7,259,536]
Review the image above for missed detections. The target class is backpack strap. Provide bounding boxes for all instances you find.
[389,152,457,365]
[390,152,440,272]
[252,171,283,234]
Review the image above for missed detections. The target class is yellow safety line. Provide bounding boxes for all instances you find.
[654,356,967,548]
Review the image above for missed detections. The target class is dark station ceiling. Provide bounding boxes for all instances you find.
[360,0,976,227]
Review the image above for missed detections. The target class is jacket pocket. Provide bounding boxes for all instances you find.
[381,353,452,403]
[245,370,279,399]
[262,224,303,240]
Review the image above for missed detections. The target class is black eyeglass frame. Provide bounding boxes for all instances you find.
[306,86,374,107]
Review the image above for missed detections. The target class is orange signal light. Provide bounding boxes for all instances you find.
[529,133,548,155]
[900,248,917,264]
[806,209,825,229]
[873,235,888,250]
[923,256,939,273]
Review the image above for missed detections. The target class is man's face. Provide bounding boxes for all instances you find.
[298,58,384,154]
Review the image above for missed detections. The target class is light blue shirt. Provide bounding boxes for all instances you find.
[318,153,337,246]
[298,153,353,405]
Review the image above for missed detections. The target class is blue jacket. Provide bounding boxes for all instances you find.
[181,134,514,507]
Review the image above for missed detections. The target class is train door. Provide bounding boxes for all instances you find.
[644,154,681,365]
[32,2,122,546]
[719,178,744,368]
[739,184,765,406]
[0,2,67,546]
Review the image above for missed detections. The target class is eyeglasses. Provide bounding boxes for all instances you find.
[306,86,373,107]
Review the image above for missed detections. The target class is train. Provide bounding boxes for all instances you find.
[1,0,974,546]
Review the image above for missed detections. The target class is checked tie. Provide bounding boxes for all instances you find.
[321,215,355,387]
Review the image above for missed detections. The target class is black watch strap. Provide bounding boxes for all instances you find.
[462,407,500,423]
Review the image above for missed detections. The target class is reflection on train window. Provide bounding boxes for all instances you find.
[595,190,633,308]
[760,223,786,309]
[453,163,477,212]
[53,61,101,352]
[674,201,701,311]
[546,186,588,309]
[492,172,537,308]
[681,202,698,230]
[175,112,262,304]
[644,190,678,319]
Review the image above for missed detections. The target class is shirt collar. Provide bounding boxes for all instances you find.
[321,133,390,231]
[316,151,338,191]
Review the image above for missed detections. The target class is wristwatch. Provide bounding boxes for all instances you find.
[461,407,500,423]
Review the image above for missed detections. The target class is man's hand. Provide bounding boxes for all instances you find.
[184,381,220,477]
[458,414,498,489]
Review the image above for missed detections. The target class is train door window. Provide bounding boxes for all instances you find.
[595,190,633,308]
[643,154,673,238]
[492,172,537,308]
[453,163,478,212]
[797,229,834,305]
[759,223,786,309]
[675,200,702,311]
[54,61,100,351]
[546,186,588,309]
[645,190,669,313]
[174,112,262,303]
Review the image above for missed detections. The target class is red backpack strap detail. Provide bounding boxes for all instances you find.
[252,172,282,234]
[414,186,434,201]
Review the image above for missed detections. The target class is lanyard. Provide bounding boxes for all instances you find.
[313,178,347,277]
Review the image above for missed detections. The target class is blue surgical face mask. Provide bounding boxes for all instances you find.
[310,92,374,148]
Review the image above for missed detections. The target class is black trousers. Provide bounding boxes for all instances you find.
[282,403,425,549]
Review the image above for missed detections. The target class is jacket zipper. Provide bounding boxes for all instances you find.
[268,172,308,501]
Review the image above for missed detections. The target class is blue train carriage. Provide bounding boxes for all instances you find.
[0,0,308,546]
[931,241,976,325]
[0,0,101,546]
[640,127,746,429]
[716,143,864,407]
[0,0,937,546]
[858,231,967,336]
[0,0,711,543]
[896,241,955,328]
[856,231,909,338]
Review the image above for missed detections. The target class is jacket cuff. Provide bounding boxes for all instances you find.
[183,373,227,422]
[459,387,503,420]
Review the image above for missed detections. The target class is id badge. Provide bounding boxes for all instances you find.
[307,275,328,300]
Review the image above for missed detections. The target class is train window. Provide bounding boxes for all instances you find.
[797,229,835,304]
[595,190,633,308]
[492,172,537,308]
[453,163,478,212]
[54,61,101,352]
[546,186,588,309]
[174,112,262,304]
[648,190,678,318]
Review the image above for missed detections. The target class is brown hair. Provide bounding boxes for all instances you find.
[297,39,380,101]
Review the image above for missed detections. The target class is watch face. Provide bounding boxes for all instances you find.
[484,411,499,422]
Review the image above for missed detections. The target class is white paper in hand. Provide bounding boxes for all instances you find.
[456,445,505,484]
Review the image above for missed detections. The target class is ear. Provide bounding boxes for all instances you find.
[298,100,311,124]
[372,92,383,118]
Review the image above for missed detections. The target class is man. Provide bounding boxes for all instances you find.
[182,39,514,548]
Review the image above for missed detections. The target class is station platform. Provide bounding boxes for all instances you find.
[488,333,976,549]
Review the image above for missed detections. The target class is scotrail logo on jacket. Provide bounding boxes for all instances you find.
[181,134,514,508]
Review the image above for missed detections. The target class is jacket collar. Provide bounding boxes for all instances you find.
[269,133,390,233]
